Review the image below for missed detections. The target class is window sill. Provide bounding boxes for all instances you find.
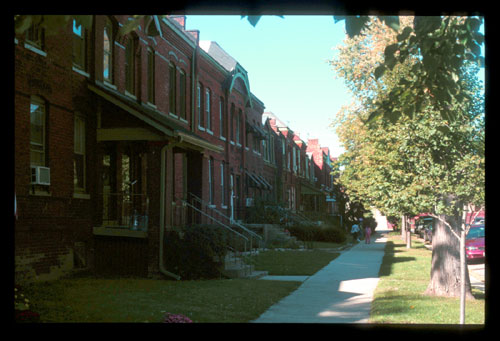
[124,90,137,100]
[146,102,157,109]
[220,136,226,142]
[24,43,46,57]
[72,66,90,78]
[103,81,117,90]
[206,129,214,135]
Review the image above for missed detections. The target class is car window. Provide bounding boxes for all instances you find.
[467,226,485,239]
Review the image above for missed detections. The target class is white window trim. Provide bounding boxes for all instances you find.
[24,42,47,57]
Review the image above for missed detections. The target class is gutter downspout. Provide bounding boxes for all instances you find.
[159,141,182,280]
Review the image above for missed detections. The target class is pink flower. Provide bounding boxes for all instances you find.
[163,313,193,323]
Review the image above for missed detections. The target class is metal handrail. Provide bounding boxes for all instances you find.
[175,196,249,242]
[187,192,263,242]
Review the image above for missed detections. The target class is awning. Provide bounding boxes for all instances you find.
[88,82,223,154]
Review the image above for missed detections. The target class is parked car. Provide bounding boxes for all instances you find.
[466,224,485,261]
[414,216,434,242]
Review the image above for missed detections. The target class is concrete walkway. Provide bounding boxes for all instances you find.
[252,227,389,323]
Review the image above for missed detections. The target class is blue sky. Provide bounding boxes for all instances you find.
[185,16,485,158]
[186,15,350,157]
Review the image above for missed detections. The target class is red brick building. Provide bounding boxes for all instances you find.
[14,15,338,281]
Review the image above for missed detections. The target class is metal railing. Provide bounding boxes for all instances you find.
[101,192,149,230]
[187,192,263,251]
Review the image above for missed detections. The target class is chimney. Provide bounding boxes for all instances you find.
[170,15,186,29]
[187,29,199,41]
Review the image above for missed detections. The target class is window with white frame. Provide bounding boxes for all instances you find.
[72,20,87,71]
[220,162,226,206]
[147,48,155,104]
[30,96,46,167]
[103,17,114,83]
[219,97,225,139]
[74,114,86,192]
[208,157,214,204]
[169,63,176,114]
[205,88,211,131]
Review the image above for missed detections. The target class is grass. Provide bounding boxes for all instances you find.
[248,249,340,275]
[24,277,301,323]
[22,248,341,323]
[370,232,485,324]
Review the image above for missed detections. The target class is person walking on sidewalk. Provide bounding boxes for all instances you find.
[351,224,360,243]
[364,223,372,244]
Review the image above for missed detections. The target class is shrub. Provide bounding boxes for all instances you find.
[286,224,346,244]
[163,225,228,280]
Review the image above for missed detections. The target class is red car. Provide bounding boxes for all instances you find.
[466,224,485,261]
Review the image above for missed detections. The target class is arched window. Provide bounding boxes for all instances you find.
[147,48,155,104]
[179,70,186,120]
[169,62,176,115]
[125,34,137,95]
[103,17,115,83]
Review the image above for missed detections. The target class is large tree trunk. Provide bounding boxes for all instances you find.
[425,198,474,299]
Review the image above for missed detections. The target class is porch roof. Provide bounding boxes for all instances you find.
[88,82,223,154]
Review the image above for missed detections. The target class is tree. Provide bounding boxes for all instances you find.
[330,16,484,300]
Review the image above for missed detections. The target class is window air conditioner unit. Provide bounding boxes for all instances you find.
[31,166,51,185]
[246,198,254,207]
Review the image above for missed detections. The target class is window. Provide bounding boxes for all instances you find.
[235,110,240,144]
[103,18,114,83]
[73,20,87,71]
[25,20,44,51]
[208,157,214,205]
[293,147,297,173]
[74,114,86,192]
[169,63,176,114]
[229,104,235,141]
[125,36,136,95]
[205,88,211,131]
[30,96,46,167]
[197,83,204,128]
[179,70,186,119]
[147,48,155,104]
[219,97,225,139]
[220,162,226,206]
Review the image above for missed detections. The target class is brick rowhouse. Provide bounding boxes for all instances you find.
[14,15,339,281]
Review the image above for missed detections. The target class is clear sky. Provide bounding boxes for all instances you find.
[185,15,350,157]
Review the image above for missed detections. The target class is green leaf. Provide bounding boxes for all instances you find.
[365,110,383,124]
[245,15,261,27]
[374,65,386,80]
[345,16,370,38]
[397,26,413,42]
[380,16,400,32]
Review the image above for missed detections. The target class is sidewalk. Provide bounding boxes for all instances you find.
[252,228,389,323]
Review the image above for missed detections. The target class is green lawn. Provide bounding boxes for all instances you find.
[370,233,485,324]
[249,249,340,275]
[21,248,341,323]
[24,277,301,323]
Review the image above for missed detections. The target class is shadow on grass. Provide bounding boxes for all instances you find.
[378,241,416,277]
